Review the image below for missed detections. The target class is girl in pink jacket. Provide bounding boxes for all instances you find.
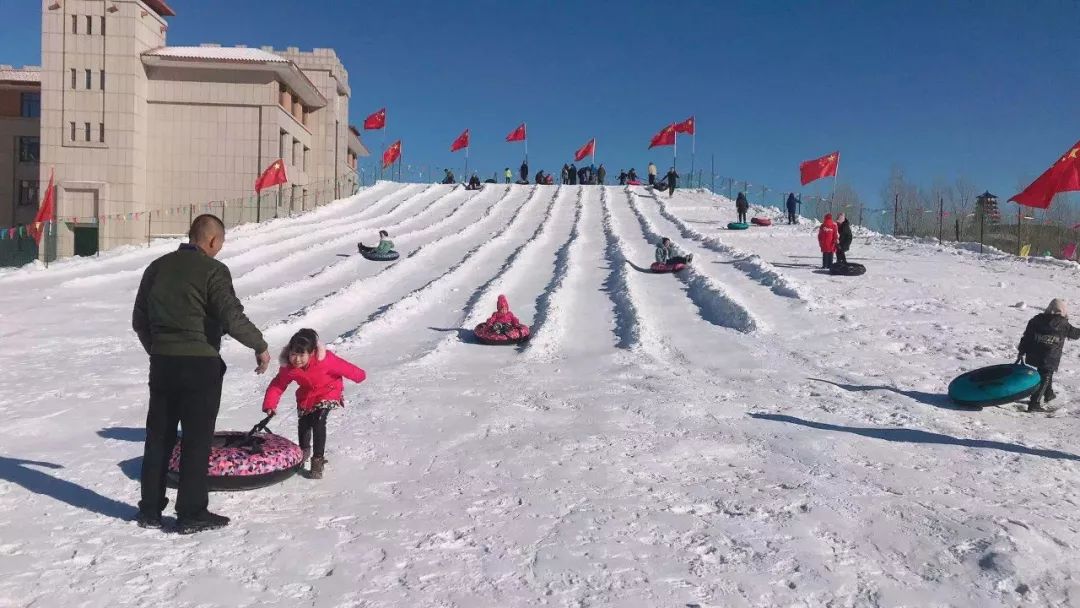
[262,328,366,478]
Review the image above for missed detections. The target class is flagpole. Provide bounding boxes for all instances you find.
[691,129,696,188]
[381,115,387,182]
[465,144,469,178]
[831,154,840,209]
[673,128,678,172]
[524,122,528,165]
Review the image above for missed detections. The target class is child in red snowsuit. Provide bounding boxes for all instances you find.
[481,295,529,339]
[262,328,366,478]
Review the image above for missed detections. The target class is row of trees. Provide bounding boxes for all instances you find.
[814,168,1079,259]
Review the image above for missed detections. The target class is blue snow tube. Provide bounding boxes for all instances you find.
[948,363,1041,407]
[727,222,749,230]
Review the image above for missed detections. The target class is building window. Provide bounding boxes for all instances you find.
[72,14,77,34]
[18,137,39,162]
[85,69,92,89]
[292,138,299,166]
[70,68,76,89]
[70,121,76,141]
[99,122,105,143]
[20,92,40,118]
[99,70,105,90]
[303,147,309,171]
[100,16,106,36]
[17,181,39,207]
[86,15,92,35]
[84,122,90,141]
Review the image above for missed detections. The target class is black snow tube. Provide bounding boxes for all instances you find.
[515,180,530,185]
[167,423,303,492]
[359,247,400,261]
[829,261,866,276]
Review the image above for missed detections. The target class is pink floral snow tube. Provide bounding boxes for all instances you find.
[650,261,686,273]
[168,431,303,491]
[474,322,531,345]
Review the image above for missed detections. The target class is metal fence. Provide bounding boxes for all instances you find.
[1,175,361,268]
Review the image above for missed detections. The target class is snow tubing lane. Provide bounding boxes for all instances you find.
[650,261,686,273]
[359,249,400,261]
[829,261,866,276]
[948,363,1042,407]
[167,431,303,491]
[474,323,531,345]
[751,217,772,226]
[728,222,750,230]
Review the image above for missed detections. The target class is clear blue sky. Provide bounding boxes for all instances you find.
[2,0,1078,208]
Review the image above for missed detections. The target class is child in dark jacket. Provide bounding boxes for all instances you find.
[1019,298,1080,411]
[262,329,366,478]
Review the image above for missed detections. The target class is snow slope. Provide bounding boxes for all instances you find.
[1,182,1079,607]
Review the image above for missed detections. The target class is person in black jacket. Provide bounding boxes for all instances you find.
[665,168,679,197]
[561,164,569,184]
[786,193,798,224]
[1018,298,1080,411]
[836,213,853,263]
[735,192,749,223]
[617,170,627,185]
[568,163,577,185]
[520,161,529,182]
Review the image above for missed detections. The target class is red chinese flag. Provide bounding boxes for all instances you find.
[450,129,470,152]
[383,140,402,168]
[1010,139,1080,209]
[363,108,387,130]
[674,116,695,135]
[506,123,527,142]
[574,138,595,162]
[799,151,839,186]
[255,159,288,193]
[649,124,676,149]
[29,169,55,245]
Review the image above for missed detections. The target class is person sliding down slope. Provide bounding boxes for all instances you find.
[359,230,394,255]
[655,237,692,266]
[480,295,530,339]
[1018,298,1080,412]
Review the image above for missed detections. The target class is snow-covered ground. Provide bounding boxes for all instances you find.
[2,182,1079,607]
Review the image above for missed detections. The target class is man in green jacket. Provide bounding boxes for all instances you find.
[132,214,270,534]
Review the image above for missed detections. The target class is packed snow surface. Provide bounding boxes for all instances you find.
[2,182,1079,607]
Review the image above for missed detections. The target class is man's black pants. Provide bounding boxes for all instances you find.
[139,355,224,518]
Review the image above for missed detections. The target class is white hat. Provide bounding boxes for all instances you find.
[1046,298,1067,316]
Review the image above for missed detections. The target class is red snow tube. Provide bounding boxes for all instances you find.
[751,217,772,226]
[474,323,531,345]
[627,180,641,185]
[650,261,686,273]
[167,422,303,491]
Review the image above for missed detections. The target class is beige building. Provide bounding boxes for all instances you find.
[0,66,41,229]
[27,0,366,259]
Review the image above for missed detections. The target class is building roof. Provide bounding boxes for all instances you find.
[143,0,176,17]
[142,46,327,109]
[0,66,41,84]
[143,46,289,64]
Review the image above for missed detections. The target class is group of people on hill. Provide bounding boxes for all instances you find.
[816,212,853,267]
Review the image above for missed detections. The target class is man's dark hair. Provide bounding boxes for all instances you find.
[189,214,225,242]
[379,230,388,238]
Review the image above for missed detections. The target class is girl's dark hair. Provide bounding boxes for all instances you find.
[287,328,319,355]
[379,230,388,238]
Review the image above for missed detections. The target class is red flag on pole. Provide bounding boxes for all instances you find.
[649,124,677,149]
[506,123,527,142]
[28,169,55,245]
[383,140,402,168]
[799,151,840,186]
[363,108,387,130]
[450,129,470,152]
[1010,139,1080,209]
[254,159,288,193]
[674,116,695,135]
[574,138,595,162]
